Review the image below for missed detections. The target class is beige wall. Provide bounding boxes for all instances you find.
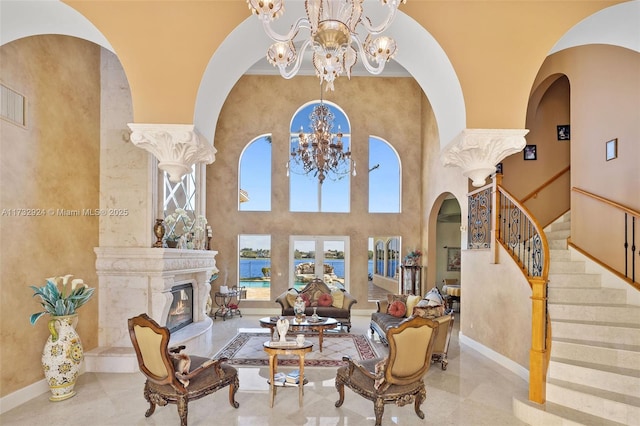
[502,75,572,227]
[462,247,532,368]
[0,36,101,397]
[207,75,430,310]
[535,45,640,277]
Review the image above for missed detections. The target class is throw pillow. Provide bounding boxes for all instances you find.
[285,289,298,308]
[300,292,311,307]
[386,293,408,303]
[386,294,408,314]
[388,300,406,317]
[424,287,444,306]
[405,295,421,318]
[313,290,324,306]
[413,305,445,319]
[331,289,344,308]
[318,293,333,307]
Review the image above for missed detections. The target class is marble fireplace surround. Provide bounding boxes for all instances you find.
[85,247,217,373]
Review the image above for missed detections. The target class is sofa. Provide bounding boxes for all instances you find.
[370,290,454,369]
[275,279,357,331]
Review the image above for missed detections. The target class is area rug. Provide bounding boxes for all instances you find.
[214,330,380,367]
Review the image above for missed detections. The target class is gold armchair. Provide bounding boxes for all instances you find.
[128,313,239,426]
[335,316,439,426]
[431,313,454,370]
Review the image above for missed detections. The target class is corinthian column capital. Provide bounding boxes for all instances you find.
[441,128,529,187]
[128,123,217,182]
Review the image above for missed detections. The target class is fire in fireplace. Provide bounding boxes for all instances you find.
[166,283,193,333]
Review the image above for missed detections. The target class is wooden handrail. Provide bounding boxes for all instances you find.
[572,187,640,217]
[496,184,551,280]
[521,166,570,203]
[572,186,639,285]
[468,181,492,197]
[568,238,640,291]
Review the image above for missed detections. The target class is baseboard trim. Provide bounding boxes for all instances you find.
[0,378,49,415]
[459,331,529,382]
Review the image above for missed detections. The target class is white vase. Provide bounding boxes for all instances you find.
[42,314,84,401]
[296,334,305,346]
[293,296,306,318]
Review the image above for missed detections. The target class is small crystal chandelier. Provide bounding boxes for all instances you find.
[288,100,354,184]
[247,0,406,91]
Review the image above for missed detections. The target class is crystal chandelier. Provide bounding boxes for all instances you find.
[288,100,354,184]
[247,0,406,90]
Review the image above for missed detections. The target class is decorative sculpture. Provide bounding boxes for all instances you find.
[276,318,289,343]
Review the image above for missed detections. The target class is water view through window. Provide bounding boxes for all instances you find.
[239,235,361,300]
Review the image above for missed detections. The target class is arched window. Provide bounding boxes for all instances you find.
[369,137,400,213]
[239,135,272,211]
[289,101,351,213]
[375,240,385,275]
[386,238,400,278]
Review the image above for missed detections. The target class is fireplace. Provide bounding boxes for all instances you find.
[89,247,217,373]
[166,283,194,333]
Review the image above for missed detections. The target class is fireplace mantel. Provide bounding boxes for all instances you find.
[86,247,217,372]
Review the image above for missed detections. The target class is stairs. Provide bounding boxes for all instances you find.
[514,212,640,425]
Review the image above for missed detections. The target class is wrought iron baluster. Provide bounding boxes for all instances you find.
[467,187,491,249]
[625,213,629,278]
[632,215,636,283]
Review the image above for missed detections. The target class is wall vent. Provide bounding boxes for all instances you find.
[1,84,26,127]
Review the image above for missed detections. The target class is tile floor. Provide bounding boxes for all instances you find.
[1,313,529,425]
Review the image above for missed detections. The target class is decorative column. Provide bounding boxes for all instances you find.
[440,129,529,187]
[128,123,217,183]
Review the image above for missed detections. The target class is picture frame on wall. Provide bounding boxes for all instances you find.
[606,138,617,161]
[557,125,570,140]
[524,145,537,161]
[447,247,461,271]
[495,162,503,174]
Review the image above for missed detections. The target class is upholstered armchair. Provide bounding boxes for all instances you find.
[335,316,439,426]
[430,314,455,370]
[128,313,239,426]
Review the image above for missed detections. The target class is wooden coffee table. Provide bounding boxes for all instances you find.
[259,316,338,352]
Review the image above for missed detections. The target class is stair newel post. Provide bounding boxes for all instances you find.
[529,276,548,404]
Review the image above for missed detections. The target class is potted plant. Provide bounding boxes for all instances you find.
[29,275,94,401]
[404,249,423,266]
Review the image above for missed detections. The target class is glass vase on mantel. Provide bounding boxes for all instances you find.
[42,314,84,401]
